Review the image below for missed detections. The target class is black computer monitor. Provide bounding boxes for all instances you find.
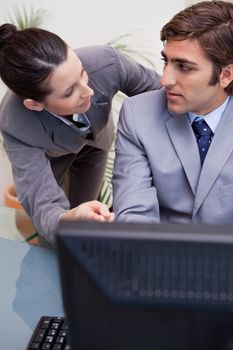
[57,221,233,350]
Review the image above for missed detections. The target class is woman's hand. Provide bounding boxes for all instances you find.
[59,200,115,222]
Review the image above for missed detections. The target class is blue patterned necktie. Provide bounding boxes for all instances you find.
[192,117,213,165]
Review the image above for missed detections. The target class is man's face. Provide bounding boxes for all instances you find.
[42,48,94,116]
[160,38,228,115]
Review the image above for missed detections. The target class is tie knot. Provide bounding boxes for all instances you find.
[192,118,212,137]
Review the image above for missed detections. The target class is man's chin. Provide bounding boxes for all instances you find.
[167,103,186,115]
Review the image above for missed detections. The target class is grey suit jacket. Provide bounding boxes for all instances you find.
[113,88,233,225]
[0,46,160,243]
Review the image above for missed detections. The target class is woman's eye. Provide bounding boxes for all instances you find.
[64,88,73,98]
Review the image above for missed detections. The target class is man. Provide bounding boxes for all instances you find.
[113,1,233,225]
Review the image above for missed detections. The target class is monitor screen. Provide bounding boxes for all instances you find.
[57,221,233,350]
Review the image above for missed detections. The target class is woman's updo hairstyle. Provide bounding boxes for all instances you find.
[0,23,68,101]
[0,23,17,49]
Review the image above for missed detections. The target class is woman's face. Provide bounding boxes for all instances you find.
[41,47,94,116]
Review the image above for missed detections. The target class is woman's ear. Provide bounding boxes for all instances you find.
[219,64,233,88]
[23,98,44,111]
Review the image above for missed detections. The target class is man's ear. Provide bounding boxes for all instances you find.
[23,98,44,111]
[219,64,233,88]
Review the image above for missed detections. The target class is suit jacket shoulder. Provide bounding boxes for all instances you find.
[75,45,161,97]
[121,88,170,127]
[75,46,119,73]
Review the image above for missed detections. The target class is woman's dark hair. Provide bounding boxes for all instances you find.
[0,24,68,101]
[160,0,233,95]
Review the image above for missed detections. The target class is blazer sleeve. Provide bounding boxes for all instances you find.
[114,49,161,96]
[2,131,70,244]
[112,99,160,222]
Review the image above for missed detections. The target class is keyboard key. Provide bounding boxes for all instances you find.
[42,344,52,349]
[48,329,57,336]
[56,336,65,344]
[41,320,51,329]
[52,344,63,350]
[35,328,46,342]
[61,322,68,330]
[45,335,54,343]
[59,330,67,337]
[29,343,40,349]
[51,323,60,330]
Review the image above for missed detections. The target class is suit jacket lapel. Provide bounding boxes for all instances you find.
[194,98,233,214]
[85,77,110,139]
[39,110,87,153]
[166,113,201,195]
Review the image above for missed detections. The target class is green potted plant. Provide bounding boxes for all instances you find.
[5,5,50,29]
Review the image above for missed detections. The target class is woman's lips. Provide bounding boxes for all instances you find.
[79,98,91,108]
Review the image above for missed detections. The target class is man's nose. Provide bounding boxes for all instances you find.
[160,66,176,88]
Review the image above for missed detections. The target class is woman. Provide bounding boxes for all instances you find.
[0,24,160,244]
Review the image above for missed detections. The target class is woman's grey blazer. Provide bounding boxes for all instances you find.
[0,46,161,243]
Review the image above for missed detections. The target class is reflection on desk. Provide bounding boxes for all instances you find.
[0,237,64,350]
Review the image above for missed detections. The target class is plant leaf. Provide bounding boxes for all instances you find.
[5,5,50,29]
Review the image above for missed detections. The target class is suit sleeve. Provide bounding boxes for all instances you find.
[112,99,160,222]
[2,131,70,244]
[115,49,161,96]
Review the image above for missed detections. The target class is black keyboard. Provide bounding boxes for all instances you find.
[26,316,70,350]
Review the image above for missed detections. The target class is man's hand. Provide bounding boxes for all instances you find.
[59,200,115,222]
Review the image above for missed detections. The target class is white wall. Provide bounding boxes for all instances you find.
[0,0,188,204]
[0,0,187,73]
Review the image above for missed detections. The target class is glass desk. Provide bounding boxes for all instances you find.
[0,206,50,247]
[0,215,63,350]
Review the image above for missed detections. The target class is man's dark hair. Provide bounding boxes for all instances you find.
[161,1,233,95]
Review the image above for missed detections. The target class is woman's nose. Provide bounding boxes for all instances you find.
[81,84,94,98]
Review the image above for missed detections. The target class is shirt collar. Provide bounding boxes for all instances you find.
[44,109,72,125]
[45,110,90,128]
[188,96,231,133]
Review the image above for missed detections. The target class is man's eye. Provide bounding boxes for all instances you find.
[161,57,168,65]
[178,63,192,72]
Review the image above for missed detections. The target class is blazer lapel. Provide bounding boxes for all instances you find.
[194,98,233,214]
[85,77,110,140]
[39,110,87,153]
[166,113,201,195]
